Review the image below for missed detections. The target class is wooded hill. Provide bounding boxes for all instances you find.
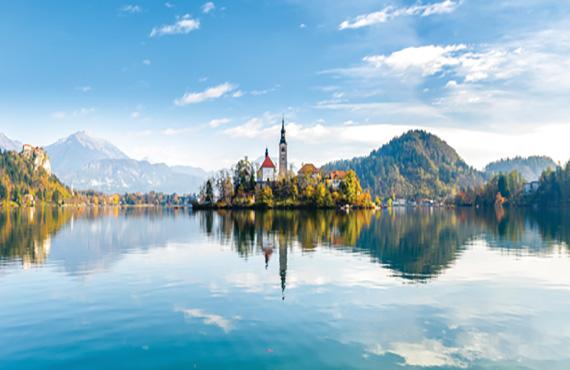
[323,130,483,199]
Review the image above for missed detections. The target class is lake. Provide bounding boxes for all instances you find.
[1,207,570,369]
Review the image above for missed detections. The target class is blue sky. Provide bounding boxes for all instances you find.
[1,0,570,170]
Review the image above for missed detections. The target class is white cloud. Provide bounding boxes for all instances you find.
[339,0,461,30]
[121,4,142,14]
[202,2,215,14]
[299,23,307,29]
[174,82,238,105]
[363,44,467,76]
[51,107,95,120]
[131,111,140,119]
[161,127,195,136]
[209,118,231,128]
[150,14,200,37]
[164,2,174,8]
[224,116,331,143]
[232,90,244,98]
[142,59,151,66]
[361,44,529,83]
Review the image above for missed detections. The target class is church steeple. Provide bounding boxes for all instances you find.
[278,116,287,178]
[280,116,287,145]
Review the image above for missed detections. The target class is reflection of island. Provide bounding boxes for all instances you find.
[198,208,570,283]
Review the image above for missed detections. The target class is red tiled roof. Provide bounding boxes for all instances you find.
[261,155,276,168]
[328,170,347,179]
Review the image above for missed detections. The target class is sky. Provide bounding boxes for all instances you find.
[1,0,570,171]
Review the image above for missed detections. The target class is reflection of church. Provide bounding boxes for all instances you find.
[259,233,289,300]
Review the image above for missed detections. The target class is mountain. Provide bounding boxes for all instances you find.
[45,131,128,174]
[322,130,484,199]
[46,132,206,194]
[63,158,204,194]
[0,133,22,152]
[484,156,557,182]
[171,165,210,179]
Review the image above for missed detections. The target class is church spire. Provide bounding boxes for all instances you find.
[280,116,286,145]
[278,115,288,178]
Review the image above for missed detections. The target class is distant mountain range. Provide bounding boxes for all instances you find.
[323,130,484,198]
[1,131,207,194]
[484,156,557,182]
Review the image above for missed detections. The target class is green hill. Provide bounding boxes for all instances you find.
[0,147,71,206]
[322,130,483,199]
[484,156,557,182]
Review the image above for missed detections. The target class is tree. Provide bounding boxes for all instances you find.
[215,170,234,205]
[315,183,328,207]
[233,157,256,194]
[340,170,362,204]
[256,185,273,208]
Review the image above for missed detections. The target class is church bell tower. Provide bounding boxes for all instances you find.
[279,116,287,178]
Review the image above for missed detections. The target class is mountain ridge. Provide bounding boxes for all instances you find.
[484,156,557,182]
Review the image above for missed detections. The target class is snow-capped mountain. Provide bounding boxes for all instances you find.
[0,132,23,152]
[45,131,206,194]
[46,131,128,174]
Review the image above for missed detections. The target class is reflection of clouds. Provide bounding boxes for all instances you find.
[441,241,570,287]
[369,340,467,368]
[176,307,239,333]
[225,272,265,293]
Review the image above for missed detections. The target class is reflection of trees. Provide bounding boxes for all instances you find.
[476,208,570,253]
[0,207,74,267]
[200,209,474,281]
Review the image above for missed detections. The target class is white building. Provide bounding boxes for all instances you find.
[257,148,276,183]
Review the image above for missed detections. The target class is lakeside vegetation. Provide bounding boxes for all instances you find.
[455,161,570,207]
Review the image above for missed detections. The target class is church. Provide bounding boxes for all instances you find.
[257,117,287,183]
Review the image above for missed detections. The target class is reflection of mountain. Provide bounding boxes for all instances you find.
[354,209,482,280]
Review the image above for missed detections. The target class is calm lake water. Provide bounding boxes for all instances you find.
[1,207,570,370]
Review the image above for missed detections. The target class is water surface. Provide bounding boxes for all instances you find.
[1,207,569,369]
